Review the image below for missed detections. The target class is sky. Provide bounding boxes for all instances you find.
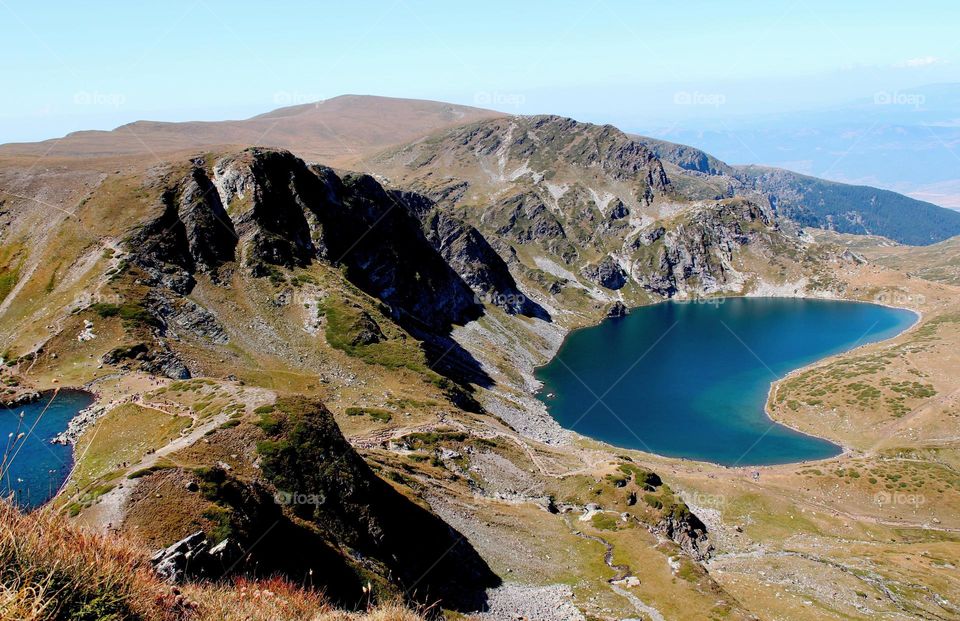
[2,0,959,142]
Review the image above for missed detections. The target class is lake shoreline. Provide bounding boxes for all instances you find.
[531,293,920,469]
[0,388,96,509]
[761,299,922,463]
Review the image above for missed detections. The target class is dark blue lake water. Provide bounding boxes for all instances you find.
[535,298,916,466]
[0,389,94,509]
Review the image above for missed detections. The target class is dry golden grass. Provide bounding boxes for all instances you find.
[0,501,425,621]
[0,500,178,620]
[184,578,425,621]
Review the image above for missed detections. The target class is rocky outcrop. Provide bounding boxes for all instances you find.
[127,160,237,293]
[630,199,775,297]
[606,301,628,318]
[214,149,318,270]
[581,256,628,290]
[100,339,190,379]
[101,343,149,364]
[654,510,712,561]
[144,293,229,345]
[605,198,629,221]
[150,531,243,583]
[131,149,482,334]
[488,192,567,243]
[316,168,482,332]
[344,309,385,346]
[632,225,665,248]
[127,189,198,295]
[178,165,237,276]
[0,388,40,407]
[137,343,191,380]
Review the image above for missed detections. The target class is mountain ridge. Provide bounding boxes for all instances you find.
[637,135,960,245]
[3,95,954,245]
[0,95,505,164]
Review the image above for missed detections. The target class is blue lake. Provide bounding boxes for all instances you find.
[535,298,916,466]
[0,389,94,509]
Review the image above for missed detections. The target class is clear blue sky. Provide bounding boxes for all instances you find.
[2,0,958,142]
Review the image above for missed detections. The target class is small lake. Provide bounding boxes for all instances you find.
[0,389,94,509]
[535,298,916,466]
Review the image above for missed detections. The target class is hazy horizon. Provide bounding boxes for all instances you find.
[4,1,960,143]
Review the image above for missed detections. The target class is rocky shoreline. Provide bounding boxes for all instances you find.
[0,389,40,408]
[52,402,107,445]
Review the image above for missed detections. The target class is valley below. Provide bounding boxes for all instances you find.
[0,96,958,621]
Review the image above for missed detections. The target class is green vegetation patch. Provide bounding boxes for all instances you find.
[345,406,393,423]
[400,429,468,449]
[71,404,191,490]
[590,512,620,531]
[319,298,430,374]
[89,301,156,327]
[618,463,662,489]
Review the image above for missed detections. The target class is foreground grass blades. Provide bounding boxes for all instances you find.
[0,501,424,621]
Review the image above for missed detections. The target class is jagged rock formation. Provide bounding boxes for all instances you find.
[630,198,776,297]
[396,190,545,317]
[606,301,628,318]
[150,531,243,583]
[655,510,712,561]
[367,116,815,306]
[581,256,628,290]
[128,149,488,334]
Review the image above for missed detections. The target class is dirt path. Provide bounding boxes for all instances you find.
[735,479,960,533]
[866,386,960,453]
[74,390,261,531]
[570,522,667,621]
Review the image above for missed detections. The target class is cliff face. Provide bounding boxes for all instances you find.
[366,117,819,311]
[630,198,776,297]
[397,189,545,317]
[130,148,484,334]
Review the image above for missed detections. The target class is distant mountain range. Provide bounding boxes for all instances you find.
[639,137,960,246]
[643,83,960,210]
[2,94,958,245]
